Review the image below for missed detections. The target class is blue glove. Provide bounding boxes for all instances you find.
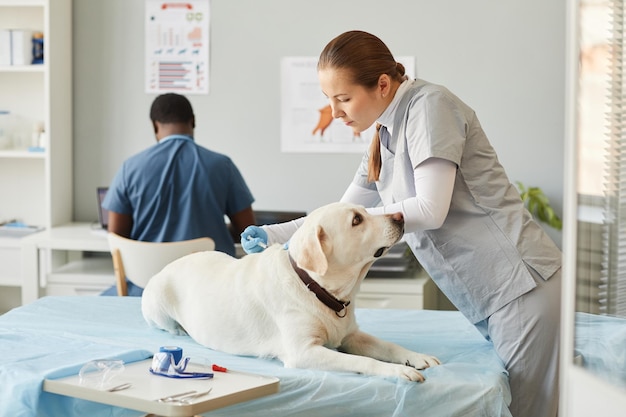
[241,226,269,254]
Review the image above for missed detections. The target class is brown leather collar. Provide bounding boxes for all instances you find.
[288,254,350,317]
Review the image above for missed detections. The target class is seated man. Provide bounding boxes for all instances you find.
[101,93,255,296]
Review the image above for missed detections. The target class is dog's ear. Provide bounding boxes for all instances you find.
[297,225,329,276]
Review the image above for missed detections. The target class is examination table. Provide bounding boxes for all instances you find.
[0,296,512,416]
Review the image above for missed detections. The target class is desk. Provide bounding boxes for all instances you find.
[0,235,23,287]
[20,223,438,310]
[21,222,112,304]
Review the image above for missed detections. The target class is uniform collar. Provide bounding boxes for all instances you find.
[159,134,194,144]
[376,79,413,135]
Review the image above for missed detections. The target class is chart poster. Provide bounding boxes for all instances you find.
[145,0,210,94]
[280,56,415,153]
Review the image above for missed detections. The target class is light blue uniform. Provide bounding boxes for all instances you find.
[103,134,254,257]
[352,79,561,322]
[349,79,561,417]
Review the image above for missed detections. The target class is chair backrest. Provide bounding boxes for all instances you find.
[107,233,215,296]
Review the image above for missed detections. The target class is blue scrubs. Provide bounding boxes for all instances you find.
[103,134,254,254]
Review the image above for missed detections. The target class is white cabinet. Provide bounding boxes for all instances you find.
[21,223,113,303]
[355,242,437,310]
[0,0,72,296]
[45,256,115,297]
[356,272,437,310]
[0,237,21,286]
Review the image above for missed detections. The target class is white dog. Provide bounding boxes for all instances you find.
[142,202,440,381]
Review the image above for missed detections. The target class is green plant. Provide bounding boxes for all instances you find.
[516,182,562,230]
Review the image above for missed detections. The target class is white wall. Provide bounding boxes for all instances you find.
[72,0,565,245]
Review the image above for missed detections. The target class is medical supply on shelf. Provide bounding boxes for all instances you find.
[0,112,41,150]
[32,121,44,147]
[155,390,196,403]
[106,382,132,392]
[159,345,183,363]
[0,29,43,66]
[149,346,214,379]
[13,115,32,149]
[32,32,44,64]
[78,359,125,389]
[0,30,10,66]
[212,364,228,372]
[10,30,33,66]
[0,111,12,149]
[157,388,213,404]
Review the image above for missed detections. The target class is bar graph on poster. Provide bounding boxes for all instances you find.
[145,1,210,94]
[280,56,415,153]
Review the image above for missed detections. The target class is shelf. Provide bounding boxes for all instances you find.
[0,0,44,6]
[0,225,43,240]
[0,65,45,73]
[0,149,45,159]
[0,0,72,310]
[0,0,72,232]
[46,256,114,297]
[48,257,114,285]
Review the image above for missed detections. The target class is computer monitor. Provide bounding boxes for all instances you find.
[96,187,109,229]
[228,210,307,243]
[253,210,307,226]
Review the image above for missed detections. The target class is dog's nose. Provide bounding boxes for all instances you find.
[390,212,404,224]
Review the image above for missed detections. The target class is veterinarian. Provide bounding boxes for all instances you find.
[241,30,561,417]
[102,92,256,296]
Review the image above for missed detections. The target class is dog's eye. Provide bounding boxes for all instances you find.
[352,214,362,226]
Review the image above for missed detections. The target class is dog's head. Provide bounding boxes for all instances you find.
[289,202,404,297]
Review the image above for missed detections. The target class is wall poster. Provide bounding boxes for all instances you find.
[281,56,415,153]
[145,0,210,94]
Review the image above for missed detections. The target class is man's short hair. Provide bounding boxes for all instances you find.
[150,93,194,124]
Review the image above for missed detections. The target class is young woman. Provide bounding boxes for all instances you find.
[242,30,561,417]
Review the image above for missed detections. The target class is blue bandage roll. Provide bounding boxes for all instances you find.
[159,346,183,365]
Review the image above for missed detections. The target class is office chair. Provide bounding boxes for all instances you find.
[107,233,215,296]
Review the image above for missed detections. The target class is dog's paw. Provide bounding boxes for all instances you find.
[369,360,426,382]
[404,353,441,370]
[164,326,188,337]
[394,364,426,382]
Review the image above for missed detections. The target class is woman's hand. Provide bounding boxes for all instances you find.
[240,226,268,254]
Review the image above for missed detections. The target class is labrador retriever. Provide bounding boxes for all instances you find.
[141,202,440,381]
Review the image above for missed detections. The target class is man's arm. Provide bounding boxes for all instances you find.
[108,211,133,238]
[228,206,256,237]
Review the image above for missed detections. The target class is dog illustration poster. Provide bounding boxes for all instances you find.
[280,56,415,153]
[145,0,210,94]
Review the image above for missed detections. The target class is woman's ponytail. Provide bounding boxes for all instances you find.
[367,123,382,182]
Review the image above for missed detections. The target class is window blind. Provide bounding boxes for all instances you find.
[600,0,626,317]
